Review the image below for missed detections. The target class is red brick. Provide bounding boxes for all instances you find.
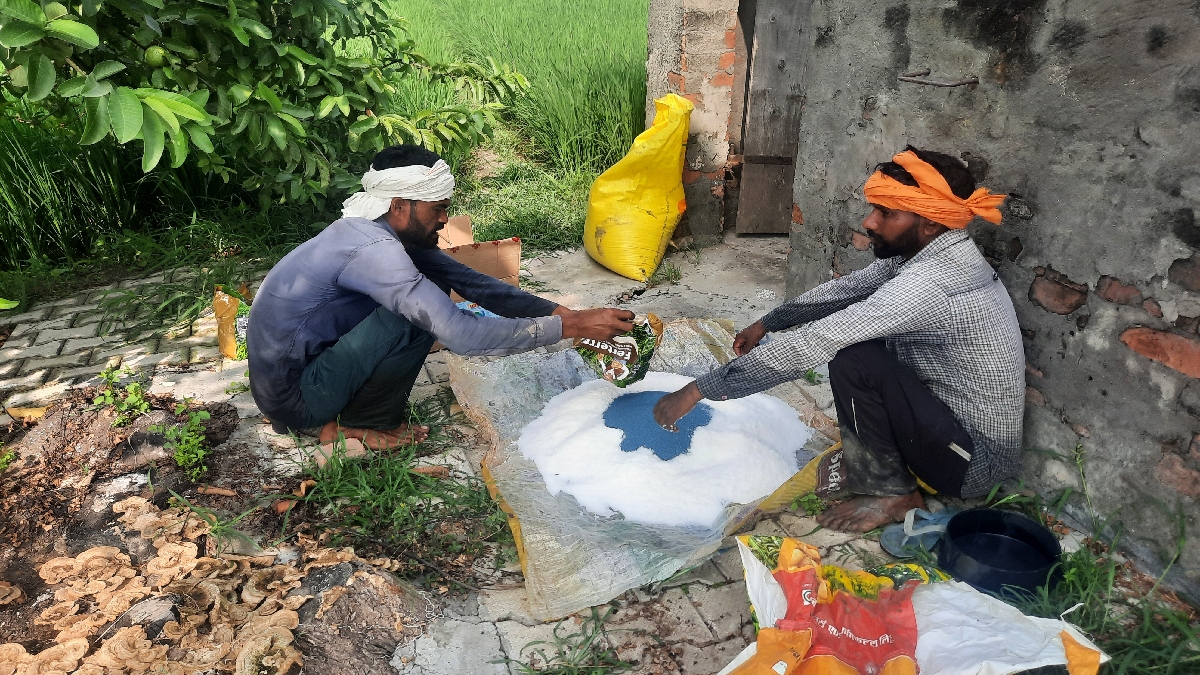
[1028,267,1088,315]
[683,169,701,185]
[1096,275,1143,305]
[667,71,685,92]
[1144,298,1164,318]
[724,28,736,49]
[1026,363,1044,378]
[680,53,688,72]
[791,204,803,224]
[851,231,871,251]
[710,72,734,87]
[1025,386,1046,406]
[718,51,737,70]
[682,93,704,105]
[1157,453,1200,498]
[1169,256,1200,292]
[1189,433,1200,462]
[1070,423,1090,438]
[1120,327,1200,378]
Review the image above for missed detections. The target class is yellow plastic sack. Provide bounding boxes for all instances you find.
[584,93,693,281]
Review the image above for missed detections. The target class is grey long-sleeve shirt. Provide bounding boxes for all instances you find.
[694,230,1024,497]
[248,216,562,431]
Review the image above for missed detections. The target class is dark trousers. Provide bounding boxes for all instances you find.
[826,340,974,498]
[300,307,436,430]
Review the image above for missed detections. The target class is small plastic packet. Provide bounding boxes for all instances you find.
[574,313,664,387]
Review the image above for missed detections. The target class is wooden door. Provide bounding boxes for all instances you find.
[735,0,812,234]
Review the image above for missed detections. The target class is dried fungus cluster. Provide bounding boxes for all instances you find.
[1,497,359,675]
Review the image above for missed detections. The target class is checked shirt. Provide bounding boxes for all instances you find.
[695,230,1025,497]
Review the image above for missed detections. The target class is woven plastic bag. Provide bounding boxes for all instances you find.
[584,93,693,282]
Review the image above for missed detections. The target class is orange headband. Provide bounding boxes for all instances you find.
[863,150,1006,228]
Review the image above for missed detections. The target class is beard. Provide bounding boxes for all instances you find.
[871,224,922,259]
[396,209,441,250]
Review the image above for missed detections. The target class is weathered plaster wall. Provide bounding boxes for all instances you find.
[646,0,743,245]
[787,0,1200,596]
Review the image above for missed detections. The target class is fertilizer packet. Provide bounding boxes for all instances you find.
[574,313,663,387]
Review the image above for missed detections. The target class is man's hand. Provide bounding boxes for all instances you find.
[555,307,635,341]
[733,320,768,356]
[653,382,704,431]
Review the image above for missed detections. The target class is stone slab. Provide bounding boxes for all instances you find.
[3,381,72,407]
[671,637,749,675]
[686,582,751,641]
[62,336,110,353]
[477,587,538,626]
[0,307,51,324]
[494,620,561,672]
[21,352,91,375]
[0,370,48,393]
[390,618,508,675]
[711,545,745,581]
[609,588,714,645]
[1,340,63,362]
[34,325,99,344]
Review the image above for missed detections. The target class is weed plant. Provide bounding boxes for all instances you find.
[506,606,635,675]
[155,402,213,482]
[168,490,264,555]
[93,366,151,427]
[455,159,594,253]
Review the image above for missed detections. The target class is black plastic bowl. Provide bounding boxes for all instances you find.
[937,508,1062,598]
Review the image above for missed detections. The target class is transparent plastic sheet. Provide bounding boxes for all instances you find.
[448,319,832,620]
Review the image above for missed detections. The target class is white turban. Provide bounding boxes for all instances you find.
[340,159,456,220]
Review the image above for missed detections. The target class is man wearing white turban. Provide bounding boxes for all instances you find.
[248,145,633,449]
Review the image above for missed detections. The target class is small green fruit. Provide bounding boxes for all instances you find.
[145,46,167,68]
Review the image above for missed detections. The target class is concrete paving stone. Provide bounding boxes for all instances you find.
[84,284,120,302]
[425,360,450,384]
[70,310,107,327]
[91,342,155,366]
[34,325,99,344]
[3,381,71,408]
[1,340,63,362]
[161,334,218,350]
[686,582,751,641]
[51,364,108,388]
[661,561,727,589]
[0,370,49,393]
[822,538,889,572]
[477,587,539,625]
[228,392,261,419]
[148,364,244,401]
[711,545,745,581]
[0,307,51,324]
[190,345,221,363]
[494,620,562,672]
[743,517,788,538]
[618,588,713,645]
[21,351,91,375]
[119,274,167,288]
[671,637,749,675]
[0,360,21,379]
[0,412,11,427]
[39,295,83,308]
[191,316,219,338]
[62,336,110,354]
[11,319,67,338]
[123,349,188,369]
[410,384,442,402]
[1,333,35,350]
[390,618,508,675]
[414,367,433,387]
[775,512,855,549]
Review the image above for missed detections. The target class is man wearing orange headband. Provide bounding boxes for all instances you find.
[654,147,1024,532]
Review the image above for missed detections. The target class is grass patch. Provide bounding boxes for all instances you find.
[386,0,647,172]
[294,393,510,583]
[455,151,594,254]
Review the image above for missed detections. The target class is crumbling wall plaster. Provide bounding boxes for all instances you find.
[788,0,1200,596]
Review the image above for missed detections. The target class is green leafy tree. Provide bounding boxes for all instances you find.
[0,0,527,207]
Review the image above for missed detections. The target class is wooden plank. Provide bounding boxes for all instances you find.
[736,162,794,234]
[736,0,812,234]
[741,0,812,156]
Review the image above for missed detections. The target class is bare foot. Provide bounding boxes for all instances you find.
[318,421,430,450]
[816,491,925,533]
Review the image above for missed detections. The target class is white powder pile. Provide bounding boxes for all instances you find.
[517,372,811,528]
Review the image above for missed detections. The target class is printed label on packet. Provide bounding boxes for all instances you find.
[574,314,664,387]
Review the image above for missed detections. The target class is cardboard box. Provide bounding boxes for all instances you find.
[430,215,523,351]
